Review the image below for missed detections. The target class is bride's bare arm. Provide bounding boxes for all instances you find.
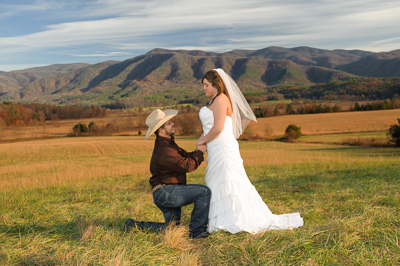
[196,133,204,147]
[197,95,229,145]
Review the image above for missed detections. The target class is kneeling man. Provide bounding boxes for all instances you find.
[124,109,210,239]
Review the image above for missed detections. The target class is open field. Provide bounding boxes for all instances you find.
[0,110,145,142]
[1,135,399,264]
[0,109,399,143]
[244,108,400,137]
[300,131,392,147]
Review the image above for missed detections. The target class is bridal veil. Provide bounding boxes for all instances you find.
[213,68,257,139]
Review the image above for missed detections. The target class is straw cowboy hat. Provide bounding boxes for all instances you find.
[145,109,178,139]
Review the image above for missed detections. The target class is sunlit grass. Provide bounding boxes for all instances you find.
[1,109,399,143]
[248,109,400,136]
[300,131,391,146]
[0,136,153,190]
[1,136,399,264]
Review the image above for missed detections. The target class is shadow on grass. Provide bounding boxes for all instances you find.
[0,175,155,240]
[298,145,400,157]
[0,215,129,238]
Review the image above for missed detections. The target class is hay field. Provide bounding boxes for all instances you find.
[0,113,145,142]
[0,109,399,143]
[1,134,400,264]
[245,109,400,137]
[0,136,153,190]
[2,135,391,191]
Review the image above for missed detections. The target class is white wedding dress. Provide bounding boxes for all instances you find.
[199,106,304,234]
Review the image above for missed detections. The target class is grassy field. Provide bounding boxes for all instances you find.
[244,109,400,137]
[1,134,399,264]
[1,109,399,143]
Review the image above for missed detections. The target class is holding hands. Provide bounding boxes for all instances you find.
[196,135,206,146]
[196,144,207,153]
[196,135,207,153]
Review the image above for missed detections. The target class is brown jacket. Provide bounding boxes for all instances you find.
[149,136,204,188]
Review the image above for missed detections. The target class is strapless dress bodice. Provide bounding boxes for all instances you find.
[199,106,233,138]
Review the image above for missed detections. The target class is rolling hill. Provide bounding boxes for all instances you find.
[0,46,399,106]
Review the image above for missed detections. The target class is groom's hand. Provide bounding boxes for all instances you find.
[196,144,207,153]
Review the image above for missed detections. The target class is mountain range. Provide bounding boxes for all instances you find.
[0,46,399,107]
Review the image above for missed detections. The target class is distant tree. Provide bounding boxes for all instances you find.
[88,121,97,133]
[388,118,400,147]
[254,107,265,118]
[72,123,88,136]
[286,103,295,114]
[284,124,302,142]
[273,106,280,116]
[72,124,81,135]
[354,102,361,111]
[332,105,340,112]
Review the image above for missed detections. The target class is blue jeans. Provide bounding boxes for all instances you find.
[127,184,211,238]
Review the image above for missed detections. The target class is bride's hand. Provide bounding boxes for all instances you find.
[196,136,205,146]
[196,144,207,153]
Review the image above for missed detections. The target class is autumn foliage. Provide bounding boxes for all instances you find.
[0,102,107,126]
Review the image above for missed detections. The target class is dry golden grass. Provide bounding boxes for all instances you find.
[0,112,147,142]
[2,132,396,191]
[244,109,400,137]
[178,251,201,266]
[0,136,153,190]
[161,225,203,265]
[162,224,193,252]
[1,109,398,143]
[237,140,393,167]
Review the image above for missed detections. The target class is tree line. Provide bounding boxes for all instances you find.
[253,98,400,118]
[271,77,400,102]
[99,77,400,109]
[0,102,107,126]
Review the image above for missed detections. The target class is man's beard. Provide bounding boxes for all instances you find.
[166,128,175,137]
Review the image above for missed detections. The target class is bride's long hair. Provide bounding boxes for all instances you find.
[202,70,232,107]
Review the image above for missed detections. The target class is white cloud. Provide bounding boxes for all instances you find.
[0,64,45,72]
[0,0,400,70]
[72,51,132,57]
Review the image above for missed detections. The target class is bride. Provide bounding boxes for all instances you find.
[196,68,304,234]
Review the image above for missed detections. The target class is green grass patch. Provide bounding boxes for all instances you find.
[1,137,399,264]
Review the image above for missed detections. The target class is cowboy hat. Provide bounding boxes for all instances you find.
[145,109,178,139]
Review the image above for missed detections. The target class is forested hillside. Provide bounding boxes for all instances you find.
[0,46,399,107]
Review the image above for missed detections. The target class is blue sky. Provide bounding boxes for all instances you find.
[1,0,400,72]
